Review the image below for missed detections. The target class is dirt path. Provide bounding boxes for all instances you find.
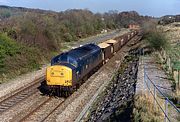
[136,55,173,96]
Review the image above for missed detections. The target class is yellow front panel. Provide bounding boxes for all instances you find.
[46,65,72,86]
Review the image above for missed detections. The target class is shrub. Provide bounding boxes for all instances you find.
[142,21,157,36]
[0,33,43,79]
[0,10,11,18]
[145,31,169,51]
[0,33,21,74]
[20,19,37,36]
[7,29,17,39]
[63,33,74,42]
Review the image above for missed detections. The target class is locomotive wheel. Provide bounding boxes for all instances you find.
[57,87,61,97]
[76,83,80,90]
[69,87,74,94]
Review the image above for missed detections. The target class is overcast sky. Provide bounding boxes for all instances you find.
[0,0,179,17]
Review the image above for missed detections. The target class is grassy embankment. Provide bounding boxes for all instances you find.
[157,23,180,110]
[0,33,42,82]
[132,31,167,121]
[134,22,180,121]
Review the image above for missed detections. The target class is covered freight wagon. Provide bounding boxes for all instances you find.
[98,43,112,62]
[104,39,120,53]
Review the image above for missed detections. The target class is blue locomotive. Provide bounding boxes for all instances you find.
[46,44,103,94]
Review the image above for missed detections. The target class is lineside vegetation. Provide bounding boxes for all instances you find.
[142,22,169,51]
[133,93,164,122]
[0,6,151,81]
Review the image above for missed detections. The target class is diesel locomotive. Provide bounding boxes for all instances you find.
[46,44,102,94]
[46,30,138,96]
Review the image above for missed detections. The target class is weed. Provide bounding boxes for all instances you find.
[133,93,164,122]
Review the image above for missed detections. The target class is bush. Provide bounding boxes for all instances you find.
[0,33,21,74]
[142,21,157,35]
[0,33,44,80]
[0,10,11,18]
[63,33,74,42]
[21,19,37,36]
[145,31,169,51]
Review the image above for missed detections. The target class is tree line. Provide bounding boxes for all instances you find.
[0,6,151,80]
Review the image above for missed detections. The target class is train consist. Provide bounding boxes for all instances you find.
[46,30,138,96]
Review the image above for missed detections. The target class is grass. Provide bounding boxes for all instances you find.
[141,23,180,121]
[133,93,164,122]
[167,45,180,62]
[61,30,117,52]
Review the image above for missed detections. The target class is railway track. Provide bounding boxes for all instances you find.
[40,99,65,122]
[0,76,45,114]
[19,97,65,122]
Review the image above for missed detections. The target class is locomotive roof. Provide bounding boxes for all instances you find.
[51,43,101,66]
[63,43,101,60]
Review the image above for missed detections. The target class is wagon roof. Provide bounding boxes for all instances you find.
[105,39,117,44]
[98,43,110,48]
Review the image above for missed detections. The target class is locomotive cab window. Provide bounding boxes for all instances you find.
[59,55,67,63]
[51,54,78,67]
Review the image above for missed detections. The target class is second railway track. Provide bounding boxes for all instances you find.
[18,97,65,122]
[0,76,45,114]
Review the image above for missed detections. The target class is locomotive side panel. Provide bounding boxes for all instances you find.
[78,49,102,81]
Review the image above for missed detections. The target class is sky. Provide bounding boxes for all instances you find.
[0,0,179,17]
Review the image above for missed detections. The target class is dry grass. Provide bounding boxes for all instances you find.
[133,93,164,122]
[157,22,180,44]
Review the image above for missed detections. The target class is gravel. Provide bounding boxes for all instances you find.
[23,98,64,122]
[86,56,139,122]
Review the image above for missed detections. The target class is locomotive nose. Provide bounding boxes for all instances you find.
[46,65,72,86]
